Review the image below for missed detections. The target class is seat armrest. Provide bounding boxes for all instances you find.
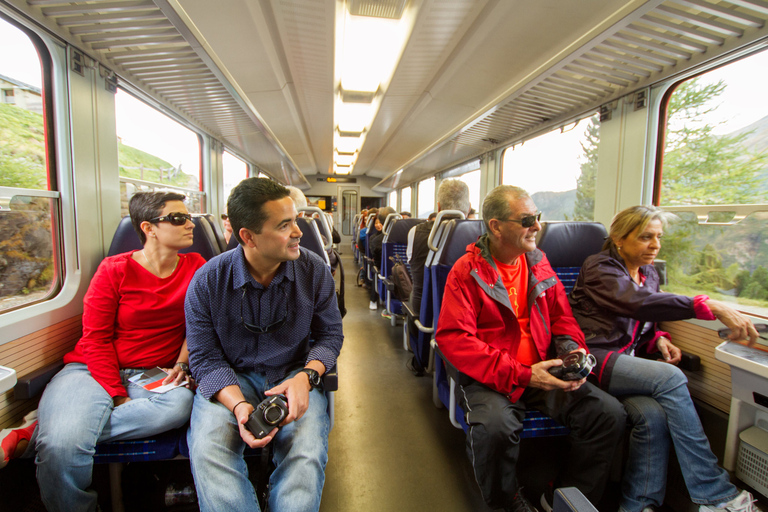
[402,301,416,320]
[14,361,65,399]
[322,365,338,392]
[679,351,701,372]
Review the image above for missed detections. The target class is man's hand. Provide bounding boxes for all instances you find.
[233,400,277,449]
[707,299,759,346]
[529,358,586,392]
[656,337,682,365]
[265,373,311,426]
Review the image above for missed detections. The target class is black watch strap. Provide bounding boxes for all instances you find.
[300,368,321,389]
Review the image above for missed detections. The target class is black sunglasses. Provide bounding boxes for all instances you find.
[240,287,287,334]
[502,211,542,228]
[149,212,193,226]
[221,214,228,221]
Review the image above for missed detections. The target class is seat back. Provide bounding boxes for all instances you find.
[536,221,607,293]
[107,215,222,261]
[202,213,228,252]
[380,218,424,316]
[297,217,330,267]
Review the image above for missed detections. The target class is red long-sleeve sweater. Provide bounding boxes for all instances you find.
[64,251,206,397]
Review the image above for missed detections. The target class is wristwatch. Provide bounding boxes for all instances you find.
[300,368,321,389]
[175,362,190,373]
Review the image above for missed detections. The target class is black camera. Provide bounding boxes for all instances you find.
[245,394,289,439]
[548,352,596,381]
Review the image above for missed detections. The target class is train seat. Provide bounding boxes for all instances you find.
[379,216,422,326]
[536,221,608,293]
[297,217,331,267]
[428,218,569,437]
[106,214,222,261]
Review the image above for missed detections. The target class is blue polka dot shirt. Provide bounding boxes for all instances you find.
[185,245,344,400]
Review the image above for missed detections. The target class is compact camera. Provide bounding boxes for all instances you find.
[548,352,596,381]
[245,394,289,439]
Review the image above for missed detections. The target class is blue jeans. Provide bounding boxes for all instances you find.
[609,355,738,512]
[187,369,330,512]
[35,362,194,512]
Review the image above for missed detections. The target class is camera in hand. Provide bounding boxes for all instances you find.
[245,394,289,439]
[548,352,596,381]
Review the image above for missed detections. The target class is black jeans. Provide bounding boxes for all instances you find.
[459,380,626,509]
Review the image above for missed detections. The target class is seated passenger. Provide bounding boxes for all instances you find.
[184,178,343,512]
[408,180,470,347]
[29,192,203,511]
[435,185,626,512]
[399,211,411,219]
[569,205,763,512]
[222,210,233,244]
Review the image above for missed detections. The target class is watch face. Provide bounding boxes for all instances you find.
[304,369,320,387]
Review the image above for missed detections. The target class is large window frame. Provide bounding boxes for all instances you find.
[653,46,768,320]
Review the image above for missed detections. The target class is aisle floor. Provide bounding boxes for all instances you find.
[319,253,492,512]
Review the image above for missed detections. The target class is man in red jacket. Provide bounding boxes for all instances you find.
[436,185,625,512]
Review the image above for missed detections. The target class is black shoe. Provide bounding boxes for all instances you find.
[507,488,539,512]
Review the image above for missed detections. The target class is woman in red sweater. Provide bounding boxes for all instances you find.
[6,191,206,511]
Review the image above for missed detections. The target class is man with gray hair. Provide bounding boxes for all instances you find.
[406,179,471,369]
[286,185,308,210]
[435,185,625,512]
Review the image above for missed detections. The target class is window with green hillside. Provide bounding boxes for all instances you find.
[116,89,203,214]
[0,16,59,314]
[657,48,768,317]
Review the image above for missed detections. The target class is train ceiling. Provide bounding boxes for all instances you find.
[5,0,768,190]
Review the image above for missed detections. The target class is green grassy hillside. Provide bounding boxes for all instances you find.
[1,103,196,190]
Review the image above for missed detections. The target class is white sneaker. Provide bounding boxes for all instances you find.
[369,301,377,310]
[699,490,764,512]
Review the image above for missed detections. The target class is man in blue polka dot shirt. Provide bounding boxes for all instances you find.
[185,177,343,512]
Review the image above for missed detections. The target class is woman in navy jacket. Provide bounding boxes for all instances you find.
[569,205,761,512]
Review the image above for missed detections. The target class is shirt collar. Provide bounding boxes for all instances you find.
[231,245,297,290]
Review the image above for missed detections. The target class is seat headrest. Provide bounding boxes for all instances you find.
[536,221,607,268]
[297,217,330,265]
[434,219,486,266]
[385,218,424,244]
[107,215,222,261]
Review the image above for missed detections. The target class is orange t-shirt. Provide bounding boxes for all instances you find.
[493,255,541,366]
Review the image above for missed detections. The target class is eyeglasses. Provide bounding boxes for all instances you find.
[501,211,542,228]
[240,287,287,334]
[148,212,193,226]
[221,214,229,221]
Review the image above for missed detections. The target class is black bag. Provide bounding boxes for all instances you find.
[389,255,412,301]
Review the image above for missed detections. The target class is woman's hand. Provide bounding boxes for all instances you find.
[706,299,759,345]
[113,396,131,407]
[162,364,194,388]
[656,336,682,365]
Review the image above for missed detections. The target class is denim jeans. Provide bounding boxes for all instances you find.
[609,355,738,512]
[35,362,194,512]
[187,369,330,512]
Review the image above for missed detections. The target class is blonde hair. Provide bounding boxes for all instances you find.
[605,205,676,251]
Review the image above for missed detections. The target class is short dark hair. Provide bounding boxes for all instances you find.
[129,191,186,245]
[227,178,290,244]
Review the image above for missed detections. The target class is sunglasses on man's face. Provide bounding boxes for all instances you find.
[502,211,542,228]
[221,214,229,221]
[149,212,193,226]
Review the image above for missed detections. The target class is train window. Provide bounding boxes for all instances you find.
[456,169,481,216]
[657,49,768,317]
[223,150,248,202]
[417,177,435,219]
[401,186,412,216]
[501,114,599,221]
[0,17,59,314]
[388,190,397,210]
[115,88,203,215]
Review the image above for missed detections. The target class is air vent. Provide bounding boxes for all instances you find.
[349,0,407,19]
